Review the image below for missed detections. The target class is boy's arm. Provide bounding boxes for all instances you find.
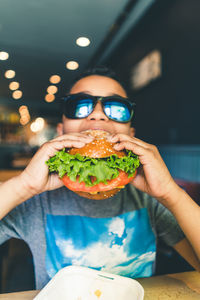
[0,175,34,220]
[108,133,200,267]
[0,133,93,220]
[168,186,200,268]
[173,238,200,271]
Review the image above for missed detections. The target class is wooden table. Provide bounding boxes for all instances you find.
[0,271,199,299]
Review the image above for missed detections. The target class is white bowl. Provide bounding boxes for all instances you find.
[34,266,144,300]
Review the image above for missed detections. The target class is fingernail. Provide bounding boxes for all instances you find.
[84,135,92,139]
[113,143,120,149]
[111,136,117,142]
[106,135,111,141]
[107,134,115,141]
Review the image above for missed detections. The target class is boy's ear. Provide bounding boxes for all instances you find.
[56,122,63,136]
[130,127,136,137]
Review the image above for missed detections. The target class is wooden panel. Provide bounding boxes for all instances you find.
[0,170,22,182]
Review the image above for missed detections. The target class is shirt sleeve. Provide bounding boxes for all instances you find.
[0,211,21,245]
[0,200,32,245]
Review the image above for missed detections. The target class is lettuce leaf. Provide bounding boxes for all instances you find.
[46,149,140,186]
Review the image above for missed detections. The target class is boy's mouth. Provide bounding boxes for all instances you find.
[83,126,110,133]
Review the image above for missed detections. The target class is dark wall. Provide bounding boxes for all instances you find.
[108,0,200,145]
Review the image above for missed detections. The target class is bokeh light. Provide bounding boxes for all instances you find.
[30,117,45,132]
[0,51,9,60]
[9,81,19,91]
[5,70,15,79]
[47,85,58,94]
[12,90,22,99]
[45,94,55,102]
[66,60,79,70]
[76,37,90,47]
[49,75,61,84]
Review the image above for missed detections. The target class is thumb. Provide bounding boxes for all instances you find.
[130,173,146,193]
[46,174,65,191]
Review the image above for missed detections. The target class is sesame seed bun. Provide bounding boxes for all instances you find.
[69,130,125,158]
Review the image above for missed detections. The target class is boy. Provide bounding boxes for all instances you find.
[0,67,199,289]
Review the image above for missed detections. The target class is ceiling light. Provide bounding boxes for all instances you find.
[0,51,9,60]
[35,117,45,128]
[49,75,61,84]
[30,117,45,132]
[12,90,22,99]
[45,94,55,102]
[76,37,90,47]
[19,105,30,120]
[19,105,28,114]
[5,70,15,79]
[20,115,30,126]
[47,85,58,94]
[19,105,30,125]
[9,81,19,91]
[66,61,79,70]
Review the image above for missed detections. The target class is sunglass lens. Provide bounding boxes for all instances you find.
[104,101,132,122]
[75,99,93,118]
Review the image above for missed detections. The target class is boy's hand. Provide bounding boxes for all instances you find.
[107,133,178,204]
[19,133,93,197]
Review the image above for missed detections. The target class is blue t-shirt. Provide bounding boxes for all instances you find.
[0,184,184,289]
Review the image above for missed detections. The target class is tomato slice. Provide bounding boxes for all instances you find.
[61,170,137,192]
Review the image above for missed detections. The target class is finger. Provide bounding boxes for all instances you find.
[40,139,87,159]
[114,141,162,165]
[47,173,64,191]
[52,133,94,143]
[113,141,149,158]
[52,133,93,141]
[130,172,146,192]
[132,137,154,149]
[107,133,128,142]
[108,133,150,149]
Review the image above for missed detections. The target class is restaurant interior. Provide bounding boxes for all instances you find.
[0,0,200,295]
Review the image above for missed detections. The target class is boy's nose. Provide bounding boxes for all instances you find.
[87,101,109,121]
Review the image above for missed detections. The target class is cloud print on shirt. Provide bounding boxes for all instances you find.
[45,208,156,279]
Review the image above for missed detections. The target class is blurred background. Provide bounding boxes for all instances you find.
[0,0,200,179]
[0,0,200,293]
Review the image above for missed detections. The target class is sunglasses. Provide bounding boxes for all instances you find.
[62,93,136,123]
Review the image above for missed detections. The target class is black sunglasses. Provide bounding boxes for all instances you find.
[62,93,136,123]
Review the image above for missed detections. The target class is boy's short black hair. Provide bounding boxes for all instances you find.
[69,65,127,93]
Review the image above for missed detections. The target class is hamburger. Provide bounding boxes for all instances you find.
[46,130,140,200]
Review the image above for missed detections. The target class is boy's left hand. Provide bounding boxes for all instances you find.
[107,134,178,202]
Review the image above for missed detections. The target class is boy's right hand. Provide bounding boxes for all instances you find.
[18,133,93,198]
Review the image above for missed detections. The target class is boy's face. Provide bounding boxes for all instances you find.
[57,75,135,137]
